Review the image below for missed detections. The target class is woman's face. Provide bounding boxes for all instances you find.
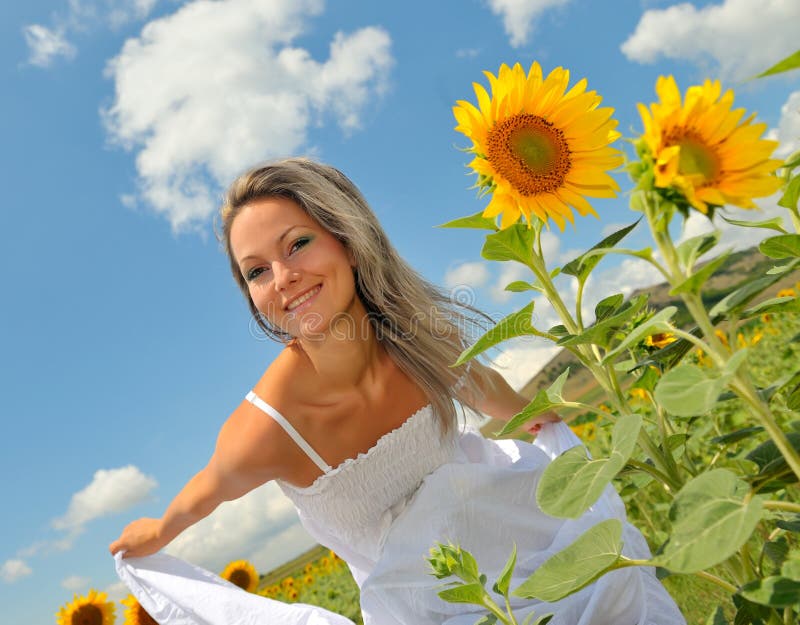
[230,196,359,340]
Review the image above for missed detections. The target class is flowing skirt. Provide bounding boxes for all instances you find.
[114,423,686,624]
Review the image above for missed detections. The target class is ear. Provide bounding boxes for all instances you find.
[347,248,356,268]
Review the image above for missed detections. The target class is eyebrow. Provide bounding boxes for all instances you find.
[238,225,303,266]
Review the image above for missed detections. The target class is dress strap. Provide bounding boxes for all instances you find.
[244,391,333,473]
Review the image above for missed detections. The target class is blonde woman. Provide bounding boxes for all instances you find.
[110,159,685,625]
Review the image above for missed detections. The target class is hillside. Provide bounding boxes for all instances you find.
[484,245,799,438]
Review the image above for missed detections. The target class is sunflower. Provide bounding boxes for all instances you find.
[220,559,259,593]
[121,594,158,625]
[281,576,295,589]
[637,76,782,214]
[56,589,115,625]
[644,332,677,349]
[453,61,623,230]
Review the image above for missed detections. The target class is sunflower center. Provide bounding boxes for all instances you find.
[229,569,252,590]
[669,131,720,185]
[486,113,571,195]
[71,604,102,625]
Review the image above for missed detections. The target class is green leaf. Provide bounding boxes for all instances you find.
[705,606,728,625]
[536,415,642,518]
[654,363,727,417]
[505,280,539,293]
[670,249,731,295]
[759,234,800,259]
[710,426,765,446]
[709,262,800,318]
[436,211,499,231]
[475,615,499,625]
[455,302,540,366]
[558,294,649,349]
[789,384,800,412]
[594,293,625,322]
[512,519,623,601]
[562,221,640,282]
[733,594,770,625]
[755,48,800,78]
[719,215,788,234]
[492,544,517,596]
[739,576,800,608]
[746,432,800,487]
[654,469,764,573]
[782,554,800,579]
[778,174,800,211]
[675,231,721,270]
[499,369,570,436]
[523,614,553,625]
[741,295,800,318]
[601,306,677,364]
[482,225,535,265]
[776,516,800,533]
[437,582,487,604]
[763,535,789,569]
[460,548,481,583]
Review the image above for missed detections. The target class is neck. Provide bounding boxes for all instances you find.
[293,298,386,392]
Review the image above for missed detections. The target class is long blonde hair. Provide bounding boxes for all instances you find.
[218,158,496,432]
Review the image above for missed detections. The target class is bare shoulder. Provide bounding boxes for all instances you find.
[213,345,313,485]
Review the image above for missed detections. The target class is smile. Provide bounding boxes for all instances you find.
[286,285,321,311]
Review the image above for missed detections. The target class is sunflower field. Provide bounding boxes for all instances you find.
[430,50,800,625]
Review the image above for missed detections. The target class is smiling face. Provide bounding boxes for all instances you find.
[229,196,361,340]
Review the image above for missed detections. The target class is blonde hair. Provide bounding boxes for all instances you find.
[218,157,496,433]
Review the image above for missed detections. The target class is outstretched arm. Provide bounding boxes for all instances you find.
[109,403,280,558]
[459,363,561,433]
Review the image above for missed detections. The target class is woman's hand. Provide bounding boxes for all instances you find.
[109,517,168,559]
[523,411,562,436]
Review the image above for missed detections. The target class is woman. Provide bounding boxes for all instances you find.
[110,158,685,625]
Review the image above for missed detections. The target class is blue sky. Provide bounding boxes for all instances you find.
[2,0,798,622]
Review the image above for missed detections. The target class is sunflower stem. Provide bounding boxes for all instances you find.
[763,500,800,514]
[643,192,800,483]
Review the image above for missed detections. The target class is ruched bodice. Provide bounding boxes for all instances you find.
[276,404,459,582]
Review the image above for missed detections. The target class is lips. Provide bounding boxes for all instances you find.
[285,284,322,311]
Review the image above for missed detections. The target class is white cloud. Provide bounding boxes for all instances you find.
[456,48,480,59]
[166,482,310,572]
[23,1,158,67]
[676,193,789,253]
[486,0,571,48]
[580,256,665,320]
[23,25,76,67]
[61,575,90,591]
[492,337,561,390]
[1,559,32,583]
[102,0,393,231]
[488,262,534,304]
[103,580,130,602]
[768,90,800,158]
[444,262,490,289]
[621,0,800,80]
[52,465,157,549]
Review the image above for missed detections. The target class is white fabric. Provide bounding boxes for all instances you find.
[114,414,687,625]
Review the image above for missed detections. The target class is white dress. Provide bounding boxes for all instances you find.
[114,392,686,625]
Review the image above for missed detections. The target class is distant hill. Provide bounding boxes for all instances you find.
[483,245,799,438]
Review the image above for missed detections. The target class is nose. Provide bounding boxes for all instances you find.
[272,260,298,291]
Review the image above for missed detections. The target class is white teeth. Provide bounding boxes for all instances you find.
[287,285,320,310]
